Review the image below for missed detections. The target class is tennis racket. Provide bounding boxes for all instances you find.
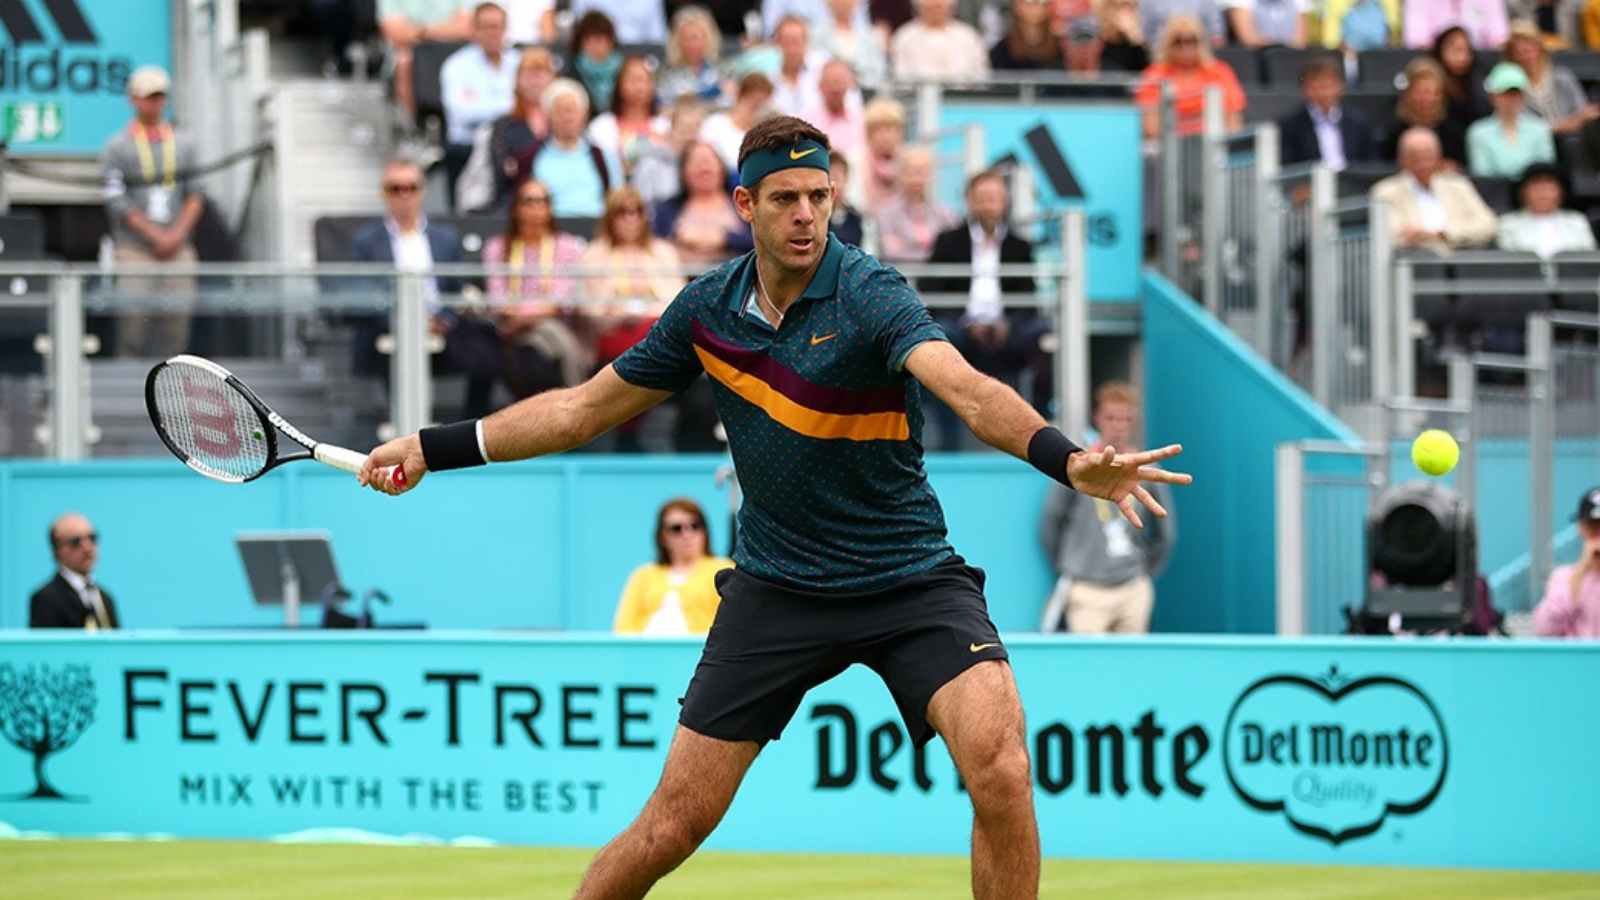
[146,354,401,487]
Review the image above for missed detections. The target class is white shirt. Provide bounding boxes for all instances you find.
[966,221,1005,325]
[1406,174,1449,236]
[643,572,691,635]
[58,567,109,626]
[439,44,521,144]
[385,217,439,308]
[771,51,827,117]
[503,0,552,45]
[1308,104,1346,172]
[890,19,990,81]
[700,112,747,171]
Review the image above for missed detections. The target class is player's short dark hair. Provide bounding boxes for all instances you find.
[736,116,831,180]
[1300,57,1342,84]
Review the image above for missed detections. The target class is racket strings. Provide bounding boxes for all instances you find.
[151,364,270,481]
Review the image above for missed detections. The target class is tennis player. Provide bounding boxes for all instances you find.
[360,116,1191,899]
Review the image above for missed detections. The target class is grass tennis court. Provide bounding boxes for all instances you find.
[5,841,1598,899]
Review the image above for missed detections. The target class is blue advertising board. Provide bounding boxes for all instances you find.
[0,0,173,155]
[935,103,1143,301]
[1,634,1595,871]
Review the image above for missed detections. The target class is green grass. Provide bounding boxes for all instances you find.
[3,841,1597,899]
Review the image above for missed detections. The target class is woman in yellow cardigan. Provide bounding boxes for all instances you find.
[614,498,732,634]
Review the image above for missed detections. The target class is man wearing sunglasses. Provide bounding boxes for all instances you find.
[30,514,120,630]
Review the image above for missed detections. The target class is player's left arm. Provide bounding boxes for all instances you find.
[903,340,1192,527]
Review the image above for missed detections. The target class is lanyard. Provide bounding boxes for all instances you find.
[509,237,556,297]
[132,124,176,189]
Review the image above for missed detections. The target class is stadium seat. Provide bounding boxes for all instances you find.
[618,43,667,67]
[0,210,52,375]
[1357,48,1415,89]
[1552,251,1600,309]
[1214,46,1260,86]
[1396,249,1454,326]
[1242,90,1303,126]
[1340,91,1397,139]
[1554,50,1600,89]
[1337,164,1391,199]
[1470,176,1514,213]
[410,40,467,132]
[1262,47,1341,86]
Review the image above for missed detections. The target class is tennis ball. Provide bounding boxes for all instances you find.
[1411,429,1459,477]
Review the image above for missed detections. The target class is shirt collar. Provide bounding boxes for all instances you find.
[1308,103,1341,126]
[385,216,428,239]
[59,568,89,593]
[969,220,1007,244]
[727,234,844,311]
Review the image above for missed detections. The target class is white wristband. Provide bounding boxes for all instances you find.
[475,419,492,464]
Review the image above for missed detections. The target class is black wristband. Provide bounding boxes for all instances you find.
[1028,426,1082,490]
[418,420,486,472]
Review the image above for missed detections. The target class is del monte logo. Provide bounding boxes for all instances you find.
[1222,665,1448,846]
[0,663,96,800]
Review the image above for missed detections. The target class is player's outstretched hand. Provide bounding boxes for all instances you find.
[358,433,428,496]
[1066,444,1193,529]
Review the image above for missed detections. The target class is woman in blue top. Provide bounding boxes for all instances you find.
[1467,62,1555,179]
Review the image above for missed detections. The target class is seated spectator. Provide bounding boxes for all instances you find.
[613,498,732,635]
[1496,162,1597,257]
[503,0,556,44]
[701,72,775,170]
[991,0,1063,70]
[586,56,668,182]
[353,158,502,416]
[891,0,990,80]
[564,11,624,113]
[1037,382,1175,634]
[1504,20,1600,135]
[801,60,866,173]
[1134,15,1245,139]
[1371,127,1497,252]
[1096,0,1151,72]
[873,144,958,263]
[1406,0,1506,50]
[103,66,201,358]
[581,186,686,365]
[1224,0,1308,47]
[654,141,755,264]
[1431,25,1492,124]
[860,97,906,209]
[1467,63,1556,178]
[30,513,119,630]
[517,79,622,218]
[923,170,1049,448]
[485,178,592,397]
[1278,57,1377,169]
[1534,488,1600,638]
[1053,15,1130,92]
[634,97,709,207]
[440,3,520,205]
[817,0,889,88]
[658,6,730,106]
[770,15,827,116]
[1318,0,1397,50]
[468,46,555,212]
[828,155,866,245]
[380,0,472,118]
[1139,0,1224,48]
[571,0,667,45]
[1382,59,1469,168]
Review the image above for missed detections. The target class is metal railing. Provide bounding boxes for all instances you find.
[0,210,1089,459]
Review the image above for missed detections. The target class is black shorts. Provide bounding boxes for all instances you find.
[679,556,1008,747]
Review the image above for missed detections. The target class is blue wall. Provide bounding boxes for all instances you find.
[1142,273,1360,633]
[0,456,1055,632]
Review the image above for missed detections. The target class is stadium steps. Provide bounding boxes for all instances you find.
[266,80,390,266]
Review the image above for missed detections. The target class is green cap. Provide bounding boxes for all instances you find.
[1483,61,1531,95]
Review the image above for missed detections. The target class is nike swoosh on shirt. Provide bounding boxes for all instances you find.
[810,333,838,346]
[789,146,819,160]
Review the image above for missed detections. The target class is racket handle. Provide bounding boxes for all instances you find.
[314,444,368,474]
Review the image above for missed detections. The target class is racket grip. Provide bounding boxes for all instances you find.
[314,444,368,474]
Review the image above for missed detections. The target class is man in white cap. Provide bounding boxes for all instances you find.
[100,64,202,357]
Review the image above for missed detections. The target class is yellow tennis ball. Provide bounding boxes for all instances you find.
[1411,429,1459,477]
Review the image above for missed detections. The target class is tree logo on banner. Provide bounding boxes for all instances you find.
[1221,665,1449,846]
[0,663,97,800]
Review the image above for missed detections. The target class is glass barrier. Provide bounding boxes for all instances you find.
[0,275,50,457]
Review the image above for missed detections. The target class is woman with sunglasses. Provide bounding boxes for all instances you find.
[614,498,732,635]
[484,179,591,398]
[581,186,686,365]
[1133,15,1245,139]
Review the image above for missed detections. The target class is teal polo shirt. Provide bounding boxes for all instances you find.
[612,236,955,592]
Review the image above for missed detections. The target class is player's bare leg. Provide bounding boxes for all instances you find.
[927,660,1040,900]
[573,725,760,900]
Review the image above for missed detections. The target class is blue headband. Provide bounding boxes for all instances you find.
[738,139,831,189]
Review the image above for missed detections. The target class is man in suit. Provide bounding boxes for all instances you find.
[351,157,501,417]
[30,513,119,630]
[1278,57,1378,170]
[922,170,1048,449]
[1371,127,1497,253]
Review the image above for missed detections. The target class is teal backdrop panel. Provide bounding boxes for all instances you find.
[1142,273,1360,634]
[0,0,173,155]
[0,456,1054,633]
[934,103,1142,300]
[0,634,1595,871]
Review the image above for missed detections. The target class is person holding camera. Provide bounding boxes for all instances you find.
[1534,488,1600,638]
